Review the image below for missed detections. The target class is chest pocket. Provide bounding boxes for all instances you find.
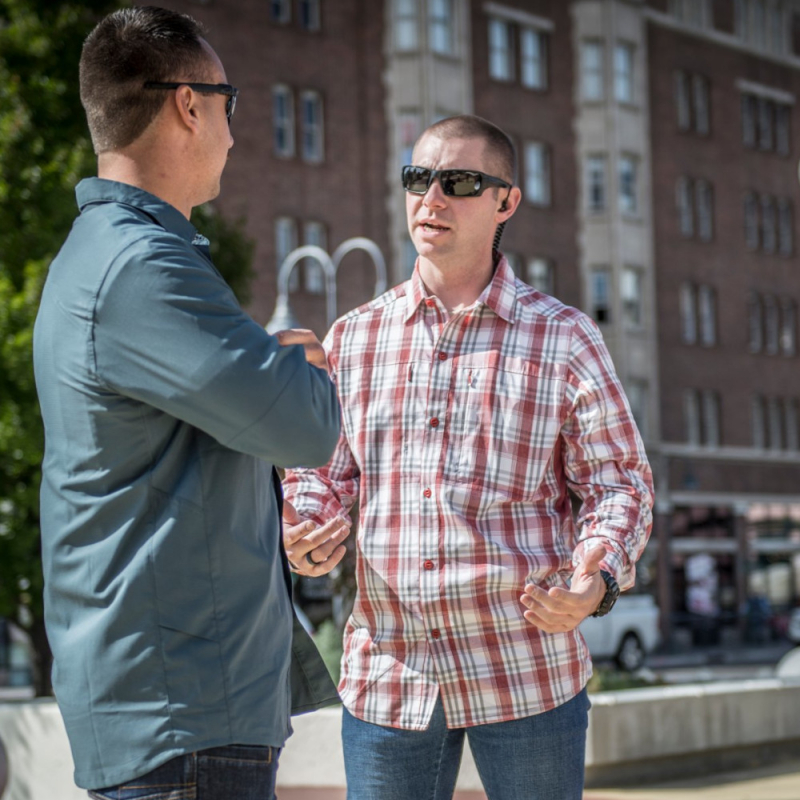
[446,353,567,501]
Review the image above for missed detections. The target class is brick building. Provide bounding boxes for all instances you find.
[147,0,800,646]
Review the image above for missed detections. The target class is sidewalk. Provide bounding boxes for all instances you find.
[584,759,800,800]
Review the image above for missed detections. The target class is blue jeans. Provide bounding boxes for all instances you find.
[342,690,590,800]
[87,744,280,800]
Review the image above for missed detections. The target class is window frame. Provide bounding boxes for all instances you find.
[272,84,295,158]
[300,89,325,164]
[613,41,635,105]
[582,40,605,102]
[428,0,455,56]
[524,141,551,207]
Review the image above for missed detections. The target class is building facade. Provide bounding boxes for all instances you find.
[150,0,800,646]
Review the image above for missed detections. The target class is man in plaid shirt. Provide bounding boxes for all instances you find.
[282,115,654,800]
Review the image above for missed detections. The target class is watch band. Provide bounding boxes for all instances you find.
[591,569,620,617]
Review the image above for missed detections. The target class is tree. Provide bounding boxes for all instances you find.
[0,0,254,695]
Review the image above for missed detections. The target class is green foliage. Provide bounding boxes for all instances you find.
[0,0,255,693]
[587,665,665,693]
[313,619,344,686]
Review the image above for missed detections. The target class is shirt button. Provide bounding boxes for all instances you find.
[431,629,441,640]
[425,299,436,308]
[423,560,435,570]
[438,352,447,361]
[423,488,432,498]
[430,417,439,428]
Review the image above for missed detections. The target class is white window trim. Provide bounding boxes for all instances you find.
[272,85,295,158]
[482,2,554,32]
[735,79,795,106]
[300,90,324,164]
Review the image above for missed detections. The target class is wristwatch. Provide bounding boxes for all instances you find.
[591,569,620,617]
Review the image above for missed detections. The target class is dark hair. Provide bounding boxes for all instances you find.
[79,6,212,153]
[416,114,517,185]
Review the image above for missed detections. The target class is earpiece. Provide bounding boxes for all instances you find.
[499,199,508,212]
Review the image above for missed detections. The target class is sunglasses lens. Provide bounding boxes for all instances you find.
[403,167,432,193]
[443,171,482,197]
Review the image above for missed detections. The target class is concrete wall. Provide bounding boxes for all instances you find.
[2,680,800,799]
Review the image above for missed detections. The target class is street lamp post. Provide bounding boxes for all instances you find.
[265,238,387,334]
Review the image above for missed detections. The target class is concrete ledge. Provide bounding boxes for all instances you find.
[2,679,800,798]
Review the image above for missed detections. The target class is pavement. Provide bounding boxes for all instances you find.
[583,759,800,800]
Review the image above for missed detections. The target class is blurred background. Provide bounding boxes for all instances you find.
[3,0,800,698]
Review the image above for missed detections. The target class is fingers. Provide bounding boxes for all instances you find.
[274,328,330,374]
[282,498,302,526]
[284,514,352,577]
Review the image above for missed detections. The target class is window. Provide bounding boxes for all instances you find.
[627,380,649,440]
[394,0,418,50]
[671,0,711,27]
[677,177,694,237]
[698,285,716,346]
[618,155,637,215]
[675,72,691,131]
[748,292,763,353]
[752,395,767,447]
[785,399,799,450]
[684,389,701,445]
[692,75,710,135]
[398,111,421,170]
[761,195,777,253]
[429,0,453,55]
[270,0,291,23]
[582,41,604,101]
[273,85,294,157]
[300,91,324,163]
[742,94,757,147]
[696,179,713,241]
[299,0,321,31]
[776,104,791,156]
[622,267,643,328]
[702,390,721,447]
[781,299,796,356]
[614,42,634,104]
[521,27,546,89]
[779,199,794,255]
[680,283,697,344]
[767,396,783,449]
[488,18,513,81]
[744,192,759,250]
[753,0,767,49]
[528,258,554,296]
[758,97,773,150]
[303,221,327,294]
[275,217,299,290]
[765,294,780,354]
[591,267,611,324]
[403,238,418,278]
[586,155,606,213]
[524,142,550,206]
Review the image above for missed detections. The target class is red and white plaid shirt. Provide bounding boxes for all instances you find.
[284,256,653,730]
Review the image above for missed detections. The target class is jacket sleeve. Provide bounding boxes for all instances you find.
[561,315,654,591]
[92,233,340,468]
[283,322,361,524]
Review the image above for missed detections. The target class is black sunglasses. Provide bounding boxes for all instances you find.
[143,81,239,124]
[401,165,512,197]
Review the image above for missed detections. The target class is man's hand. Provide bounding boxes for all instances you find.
[283,499,351,577]
[520,547,607,633]
[274,328,330,374]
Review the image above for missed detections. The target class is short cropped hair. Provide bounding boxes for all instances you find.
[416,115,517,185]
[79,6,212,153]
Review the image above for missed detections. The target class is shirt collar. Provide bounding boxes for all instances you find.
[403,252,518,324]
[75,178,198,244]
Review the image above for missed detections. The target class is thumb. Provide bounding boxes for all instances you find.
[282,498,302,525]
[576,547,606,580]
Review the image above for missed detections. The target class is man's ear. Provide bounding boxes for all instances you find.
[173,85,200,133]
[496,186,522,222]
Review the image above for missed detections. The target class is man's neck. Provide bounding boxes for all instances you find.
[97,150,194,219]
[418,253,496,314]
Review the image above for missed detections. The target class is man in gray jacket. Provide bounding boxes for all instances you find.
[33,7,340,798]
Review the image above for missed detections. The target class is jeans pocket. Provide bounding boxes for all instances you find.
[88,788,194,800]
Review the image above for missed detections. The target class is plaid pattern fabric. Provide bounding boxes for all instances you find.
[284,256,653,730]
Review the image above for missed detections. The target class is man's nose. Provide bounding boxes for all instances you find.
[423,178,447,207]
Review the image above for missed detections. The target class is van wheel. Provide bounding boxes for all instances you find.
[616,633,644,671]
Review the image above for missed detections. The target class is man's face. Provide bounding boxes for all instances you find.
[406,134,508,269]
[196,39,234,203]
